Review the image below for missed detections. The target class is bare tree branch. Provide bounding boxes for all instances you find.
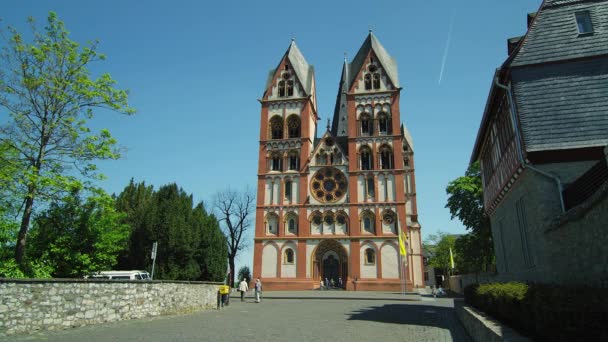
[213,187,255,287]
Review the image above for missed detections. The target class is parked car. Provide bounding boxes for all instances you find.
[86,270,151,280]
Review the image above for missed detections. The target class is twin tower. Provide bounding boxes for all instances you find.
[253,32,423,291]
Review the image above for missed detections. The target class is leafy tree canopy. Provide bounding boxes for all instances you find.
[445,161,495,273]
[115,180,228,282]
[27,189,129,278]
[424,232,457,274]
[0,12,134,265]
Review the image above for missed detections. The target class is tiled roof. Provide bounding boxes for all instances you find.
[512,57,608,152]
[511,0,608,67]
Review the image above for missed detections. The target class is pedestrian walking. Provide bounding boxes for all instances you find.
[320,279,324,290]
[239,278,249,302]
[254,278,262,303]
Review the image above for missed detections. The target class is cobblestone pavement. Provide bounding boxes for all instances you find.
[8,292,471,342]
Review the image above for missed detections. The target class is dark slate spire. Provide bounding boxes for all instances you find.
[331,58,349,136]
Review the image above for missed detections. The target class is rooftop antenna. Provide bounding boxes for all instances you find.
[326,118,330,131]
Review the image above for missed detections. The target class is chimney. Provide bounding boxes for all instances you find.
[507,36,523,55]
[527,12,537,28]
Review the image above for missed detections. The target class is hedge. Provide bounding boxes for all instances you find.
[464,282,608,341]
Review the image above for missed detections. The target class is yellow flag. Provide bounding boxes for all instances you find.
[449,247,455,269]
[399,231,407,256]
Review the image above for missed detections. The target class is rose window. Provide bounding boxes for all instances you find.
[383,211,395,224]
[310,167,347,203]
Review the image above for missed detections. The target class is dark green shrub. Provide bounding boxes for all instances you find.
[464,282,608,341]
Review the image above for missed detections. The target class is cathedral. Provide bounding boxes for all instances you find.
[252,32,423,291]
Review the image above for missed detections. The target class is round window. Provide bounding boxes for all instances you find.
[310,167,347,203]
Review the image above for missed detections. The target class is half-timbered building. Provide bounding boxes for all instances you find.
[471,0,608,286]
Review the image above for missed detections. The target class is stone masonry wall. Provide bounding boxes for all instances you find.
[0,279,221,336]
[490,162,608,288]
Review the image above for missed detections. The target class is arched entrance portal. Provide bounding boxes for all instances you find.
[312,240,348,289]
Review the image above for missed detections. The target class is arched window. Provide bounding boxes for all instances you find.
[364,74,372,90]
[380,145,394,170]
[287,115,300,138]
[333,151,342,165]
[365,248,375,264]
[266,213,279,235]
[360,146,372,170]
[271,153,282,171]
[284,248,294,264]
[278,81,286,97]
[270,116,283,140]
[316,151,328,165]
[288,151,299,171]
[366,176,375,198]
[324,212,334,225]
[336,212,347,225]
[286,80,294,96]
[361,211,375,233]
[373,73,381,89]
[284,180,292,201]
[311,211,323,234]
[287,217,297,234]
[360,113,372,135]
[378,112,390,134]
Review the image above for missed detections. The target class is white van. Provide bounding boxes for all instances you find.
[88,270,151,280]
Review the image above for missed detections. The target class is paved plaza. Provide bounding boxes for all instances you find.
[8,291,471,342]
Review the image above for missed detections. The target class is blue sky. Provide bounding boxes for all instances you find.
[2,0,541,271]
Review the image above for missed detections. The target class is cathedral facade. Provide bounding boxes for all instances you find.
[252,33,423,291]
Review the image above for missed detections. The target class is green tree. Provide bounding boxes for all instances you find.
[424,232,457,276]
[115,181,227,281]
[0,12,135,265]
[26,190,129,277]
[445,162,495,273]
[237,266,252,283]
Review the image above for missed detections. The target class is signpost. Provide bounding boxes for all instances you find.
[151,242,158,280]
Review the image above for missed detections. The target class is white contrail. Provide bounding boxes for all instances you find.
[438,12,455,85]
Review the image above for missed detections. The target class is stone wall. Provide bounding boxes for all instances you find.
[0,279,221,337]
[490,163,608,288]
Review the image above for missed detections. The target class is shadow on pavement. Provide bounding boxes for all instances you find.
[259,296,420,301]
[347,303,471,341]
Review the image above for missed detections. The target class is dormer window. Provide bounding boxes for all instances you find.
[575,11,593,34]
